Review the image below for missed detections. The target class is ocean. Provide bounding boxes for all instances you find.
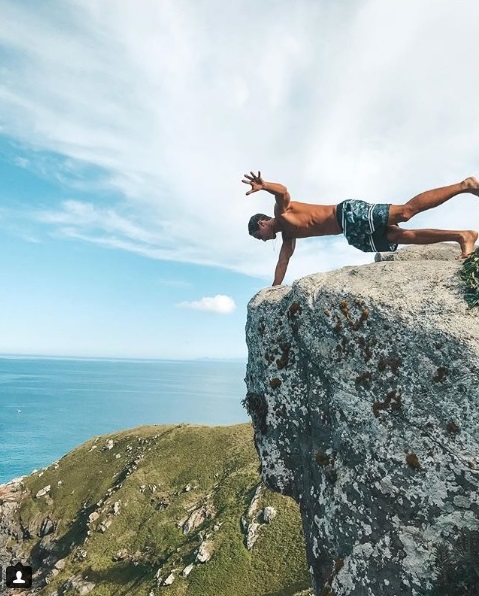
[0,356,249,484]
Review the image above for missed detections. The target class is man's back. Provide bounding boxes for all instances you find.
[275,201,342,239]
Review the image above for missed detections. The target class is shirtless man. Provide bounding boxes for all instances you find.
[244,171,479,286]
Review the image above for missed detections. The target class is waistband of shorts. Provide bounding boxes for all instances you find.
[336,201,344,231]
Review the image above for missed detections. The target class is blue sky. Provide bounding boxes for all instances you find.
[0,0,478,359]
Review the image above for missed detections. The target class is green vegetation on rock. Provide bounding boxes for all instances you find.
[2,424,311,596]
[460,246,479,308]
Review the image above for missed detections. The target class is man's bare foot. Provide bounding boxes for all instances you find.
[462,176,479,196]
[458,230,478,258]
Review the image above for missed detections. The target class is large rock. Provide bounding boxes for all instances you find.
[244,244,479,596]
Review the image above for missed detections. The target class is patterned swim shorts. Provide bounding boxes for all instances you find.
[336,200,398,253]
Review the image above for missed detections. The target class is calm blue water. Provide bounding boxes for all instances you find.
[0,357,249,483]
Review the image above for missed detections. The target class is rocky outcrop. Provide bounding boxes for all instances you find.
[0,478,27,572]
[244,244,479,596]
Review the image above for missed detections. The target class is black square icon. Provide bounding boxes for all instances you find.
[6,562,33,589]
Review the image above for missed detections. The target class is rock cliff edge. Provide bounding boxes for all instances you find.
[244,244,479,596]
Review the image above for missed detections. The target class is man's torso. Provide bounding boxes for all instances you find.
[275,201,342,239]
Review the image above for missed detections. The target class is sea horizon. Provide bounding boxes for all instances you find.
[0,353,248,363]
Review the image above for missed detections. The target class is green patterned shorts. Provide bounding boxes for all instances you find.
[336,200,398,253]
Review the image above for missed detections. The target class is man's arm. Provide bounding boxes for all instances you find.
[272,237,296,286]
[242,171,291,213]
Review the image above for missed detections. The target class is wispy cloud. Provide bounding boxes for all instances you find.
[36,200,163,245]
[1,0,478,281]
[177,294,236,314]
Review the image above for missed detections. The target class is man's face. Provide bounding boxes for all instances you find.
[254,219,276,241]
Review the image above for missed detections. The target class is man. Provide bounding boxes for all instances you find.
[244,171,479,286]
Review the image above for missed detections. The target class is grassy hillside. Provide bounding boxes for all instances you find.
[4,424,311,595]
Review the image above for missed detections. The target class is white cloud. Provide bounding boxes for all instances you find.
[0,0,478,281]
[177,295,236,314]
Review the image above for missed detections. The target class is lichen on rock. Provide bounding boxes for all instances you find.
[245,244,479,596]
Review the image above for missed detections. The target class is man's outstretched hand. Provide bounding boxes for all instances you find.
[242,171,264,195]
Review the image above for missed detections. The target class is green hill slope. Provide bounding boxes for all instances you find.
[1,424,312,596]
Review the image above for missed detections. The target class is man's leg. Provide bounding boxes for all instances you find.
[388,177,479,225]
[386,226,478,258]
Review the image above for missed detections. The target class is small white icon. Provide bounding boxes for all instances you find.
[13,570,26,584]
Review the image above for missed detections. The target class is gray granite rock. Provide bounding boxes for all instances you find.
[375,243,461,262]
[244,243,479,596]
[60,574,96,595]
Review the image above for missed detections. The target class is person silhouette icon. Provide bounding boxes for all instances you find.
[6,562,33,588]
[13,570,26,584]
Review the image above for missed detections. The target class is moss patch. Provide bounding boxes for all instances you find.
[460,247,479,308]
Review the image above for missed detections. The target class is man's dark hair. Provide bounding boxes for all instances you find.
[248,213,272,235]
